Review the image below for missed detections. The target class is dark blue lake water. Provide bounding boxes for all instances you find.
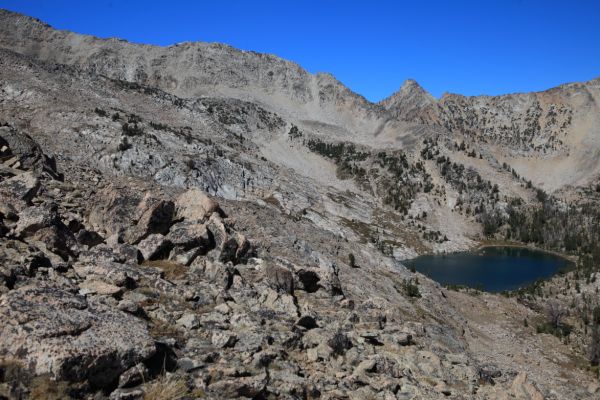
[403,246,572,292]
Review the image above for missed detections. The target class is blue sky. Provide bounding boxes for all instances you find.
[2,0,599,101]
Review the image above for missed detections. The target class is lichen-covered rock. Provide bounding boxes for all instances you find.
[87,184,171,241]
[0,284,155,389]
[0,172,40,211]
[137,234,172,261]
[79,279,122,296]
[14,205,59,238]
[73,260,142,287]
[167,221,212,250]
[265,263,295,294]
[118,363,149,389]
[207,372,267,398]
[211,331,237,348]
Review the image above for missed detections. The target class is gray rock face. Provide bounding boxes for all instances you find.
[0,284,155,387]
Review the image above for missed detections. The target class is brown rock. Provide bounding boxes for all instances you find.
[175,188,220,222]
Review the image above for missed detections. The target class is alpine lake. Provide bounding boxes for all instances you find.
[403,246,573,293]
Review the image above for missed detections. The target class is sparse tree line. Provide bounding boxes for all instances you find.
[304,136,433,216]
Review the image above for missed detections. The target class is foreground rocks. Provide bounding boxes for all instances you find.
[0,129,419,398]
[0,284,155,388]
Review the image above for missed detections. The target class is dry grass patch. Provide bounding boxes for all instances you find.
[142,260,187,280]
[148,319,186,344]
[263,195,281,208]
[29,375,72,400]
[144,374,189,400]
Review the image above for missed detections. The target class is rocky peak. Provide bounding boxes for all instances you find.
[379,79,437,122]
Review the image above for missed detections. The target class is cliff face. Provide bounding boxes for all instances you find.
[1,9,600,399]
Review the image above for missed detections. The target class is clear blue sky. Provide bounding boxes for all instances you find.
[1,0,599,101]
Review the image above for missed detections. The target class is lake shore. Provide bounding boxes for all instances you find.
[474,239,578,264]
[405,244,575,292]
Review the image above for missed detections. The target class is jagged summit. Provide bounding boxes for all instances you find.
[378,79,436,122]
[381,78,431,101]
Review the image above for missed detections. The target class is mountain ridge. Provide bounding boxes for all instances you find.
[2,8,598,112]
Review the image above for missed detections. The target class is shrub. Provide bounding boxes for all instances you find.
[94,107,107,117]
[328,332,353,355]
[590,325,600,366]
[403,279,421,298]
[536,321,572,338]
[536,188,548,203]
[122,122,144,136]
[288,125,302,139]
[150,121,169,131]
[348,253,356,268]
[546,302,567,328]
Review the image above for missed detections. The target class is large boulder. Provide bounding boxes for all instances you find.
[14,204,78,260]
[166,221,213,265]
[0,126,62,180]
[174,188,220,222]
[205,214,251,264]
[137,234,172,261]
[166,221,212,250]
[0,284,156,389]
[0,241,51,291]
[133,198,175,240]
[88,188,175,245]
[87,184,145,238]
[265,263,295,294]
[14,204,60,238]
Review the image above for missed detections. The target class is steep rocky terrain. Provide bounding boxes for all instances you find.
[1,8,600,400]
